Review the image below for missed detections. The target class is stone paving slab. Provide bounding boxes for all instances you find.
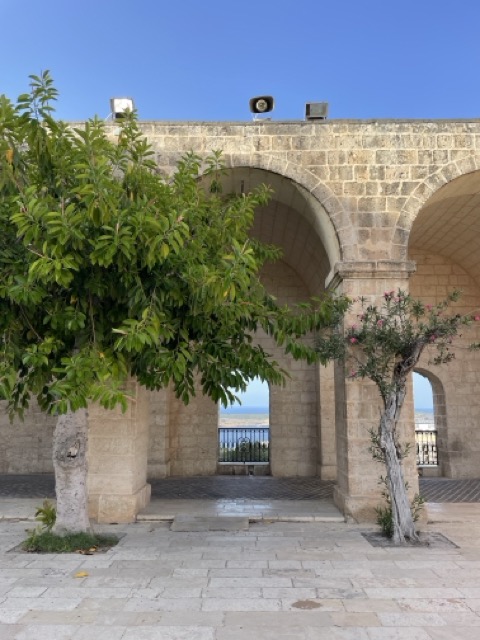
[171,516,249,532]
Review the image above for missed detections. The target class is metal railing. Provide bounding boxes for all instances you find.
[218,428,270,463]
[415,429,438,466]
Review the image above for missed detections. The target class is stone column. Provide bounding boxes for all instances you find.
[147,388,170,478]
[331,261,420,522]
[87,380,151,523]
[317,361,337,480]
[168,380,218,476]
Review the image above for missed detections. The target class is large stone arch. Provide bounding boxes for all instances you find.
[393,155,480,258]
[408,168,480,478]
[223,153,350,266]
[150,165,342,479]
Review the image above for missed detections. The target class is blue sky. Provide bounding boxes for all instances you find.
[225,374,433,410]
[2,0,480,121]
[3,0,470,409]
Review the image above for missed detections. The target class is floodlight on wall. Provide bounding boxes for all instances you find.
[305,102,328,120]
[249,96,275,114]
[110,97,135,119]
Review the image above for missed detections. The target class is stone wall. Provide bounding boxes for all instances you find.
[0,401,56,474]
[134,118,480,262]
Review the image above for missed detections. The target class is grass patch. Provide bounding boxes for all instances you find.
[22,531,119,553]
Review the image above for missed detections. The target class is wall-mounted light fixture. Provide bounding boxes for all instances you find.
[110,97,135,119]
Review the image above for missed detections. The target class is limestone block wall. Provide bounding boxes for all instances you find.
[317,361,337,480]
[131,118,480,264]
[147,388,170,478]
[167,384,218,477]
[87,381,151,522]
[0,401,56,474]
[409,251,480,478]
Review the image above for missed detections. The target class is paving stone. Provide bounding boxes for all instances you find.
[397,598,471,612]
[123,627,215,639]
[13,624,80,639]
[425,629,480,640]
[378,612,447,626]
[365,629,432,639]
[171,516,249,531]
[202,598,282,611]
[74,627,126,640]
[216,628,308,640]
[0,625,23,640]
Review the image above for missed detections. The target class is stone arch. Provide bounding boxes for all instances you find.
[394,156,480,257]
[197,163,343,478]
[222,153,350,266]
[407,166,480,478]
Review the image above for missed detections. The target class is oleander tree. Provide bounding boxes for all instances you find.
[0,72,348,533]
[339,289,477,544]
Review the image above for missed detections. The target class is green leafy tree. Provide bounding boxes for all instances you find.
[340,289,475,544]
[0,72,348,533]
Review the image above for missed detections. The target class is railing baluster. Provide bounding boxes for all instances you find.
[415,428,438,467]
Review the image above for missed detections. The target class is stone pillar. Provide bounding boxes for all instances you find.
[317,361,337,480]
[168,380,218,476]
[147,388,170,478]
[87,380,151,523]
[331,261,420,522]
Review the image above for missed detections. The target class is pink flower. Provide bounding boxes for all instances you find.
[475,316,480,321]
[350,370,357,377]
[426,305,432,311]
[377,319,384,327]
[349,337,358,344]
[429,334,437,342]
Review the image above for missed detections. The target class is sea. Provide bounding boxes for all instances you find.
[219,406,434,429]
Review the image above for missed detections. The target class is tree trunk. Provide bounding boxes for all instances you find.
[52,408,91,534]
[380,388,419,544]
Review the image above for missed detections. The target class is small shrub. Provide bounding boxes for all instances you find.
[375,484,425,539]
[22,531,118,553]
[375,504,394,538]
[34,500,56,532]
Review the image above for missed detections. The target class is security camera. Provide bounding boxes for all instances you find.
[249,96,275,114]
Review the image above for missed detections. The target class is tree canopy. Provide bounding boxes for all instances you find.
[0,71,348,417]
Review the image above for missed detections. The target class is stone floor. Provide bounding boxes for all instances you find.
[2,474,480,503]
[2,476,480,637]
[2,516,480,638]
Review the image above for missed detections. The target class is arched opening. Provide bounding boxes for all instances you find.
[413,371,440,475]
[218,378,270,475]
[408,169,480,478]
[222,167,339,478]
[147,167,341,480]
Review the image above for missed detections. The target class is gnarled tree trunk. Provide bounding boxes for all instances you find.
[52,408,91,534]
[380,376,419,545]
